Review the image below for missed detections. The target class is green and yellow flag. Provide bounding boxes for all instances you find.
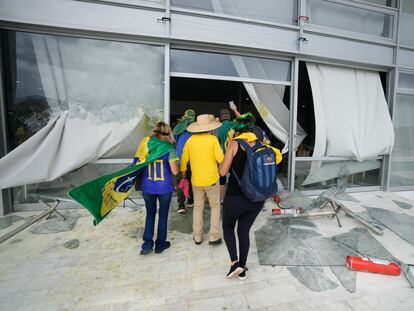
[68,137,174,225]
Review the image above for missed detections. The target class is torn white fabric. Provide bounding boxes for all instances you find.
[0,33,164,189]
[307,63,394,160]
[0,110,145,189]
[231,56,307,151]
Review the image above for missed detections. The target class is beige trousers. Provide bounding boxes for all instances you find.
[192,181,221,242]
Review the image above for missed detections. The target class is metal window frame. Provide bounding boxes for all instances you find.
[388,0,414,190]
[1,0,412,209]
[170,72,292,86]
[292,57,391,191]
[75,0,166,11]
[304,0,399,42]
[170,3,300,30]
[0,31,13,214]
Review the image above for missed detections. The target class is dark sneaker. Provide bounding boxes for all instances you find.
[209,238,222,245]
[155,241,171,254]
[186,200,194,208]
[177,205,186,214]
[220,201,224,209]
[193,238,202,245]
[226,262,244,278]
[238,267,248,280]
[140,249,153,255]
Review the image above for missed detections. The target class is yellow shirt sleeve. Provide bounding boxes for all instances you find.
[214,138,224,164]
[270,146,283,164]
[180,140,190,172]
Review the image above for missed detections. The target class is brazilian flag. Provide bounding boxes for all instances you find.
[68,137,174,225]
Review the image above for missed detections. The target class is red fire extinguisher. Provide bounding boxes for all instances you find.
[346,256,401,276]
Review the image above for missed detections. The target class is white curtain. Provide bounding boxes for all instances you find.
[303,63,394,185]
[231,55,307,152]
[0,33,164,189]
[0,111,145,189]
[307,63,394,160]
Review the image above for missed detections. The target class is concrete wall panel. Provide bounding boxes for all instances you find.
[170,13,298,54]
[0,0,166,39]
[302,33,394,67]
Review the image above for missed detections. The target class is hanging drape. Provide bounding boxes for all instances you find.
[231,55,307,152]
[307,63,394,160]
[0,33,164,189]
[303,63,394,186]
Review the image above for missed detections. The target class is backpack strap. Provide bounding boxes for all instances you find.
[231,139,262,185]
[235,139,262,156]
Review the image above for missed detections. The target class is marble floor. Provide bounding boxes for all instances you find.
[0,191,414,311]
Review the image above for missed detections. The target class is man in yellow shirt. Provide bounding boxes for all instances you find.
[180,114,224,245]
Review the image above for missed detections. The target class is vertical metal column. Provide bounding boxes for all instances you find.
[0,31,12,215]
[288,58,299,191]
[163,0,171,123]
[382,0,403,191]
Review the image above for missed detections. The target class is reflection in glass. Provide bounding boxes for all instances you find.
[295,160,381,190]
[361,0,397,7]
[11,163,143,204]
[171,49,291,81]
[3,31,164,154]
[307,0,394,38]
[390,95,414,187]
[171,0,297,25]
[399,73,414,90]
[400,0,414,46]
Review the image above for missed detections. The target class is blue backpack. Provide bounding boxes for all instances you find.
[232,139,278,202]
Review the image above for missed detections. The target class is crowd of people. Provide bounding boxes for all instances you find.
[134,104,282,280]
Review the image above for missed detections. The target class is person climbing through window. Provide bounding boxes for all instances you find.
[219,112,282,279]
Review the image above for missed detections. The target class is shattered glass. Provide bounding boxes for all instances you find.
[366,207,414,245]
[255,218,414,292]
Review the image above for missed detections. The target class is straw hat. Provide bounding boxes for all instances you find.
[187,114,222,133]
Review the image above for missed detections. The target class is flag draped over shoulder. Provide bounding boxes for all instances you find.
[67,137,174,225]
[216,120,236,152]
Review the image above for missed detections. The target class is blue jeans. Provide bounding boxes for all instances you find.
[142,192,172,251]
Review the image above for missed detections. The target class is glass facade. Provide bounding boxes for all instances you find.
[3,31,164,153]
[171,49,291,82]
[171,0,297,25]
[0,0,413,213]
[361,0,398,7]
[390,94,414,187]
[399,72,414,89]
[306,0,394,38]
[400,0,414,46]
[295,160,381,190]
[1,31,165,204]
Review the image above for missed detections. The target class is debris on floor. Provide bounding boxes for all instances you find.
[29,210,84,234]
[0,215,24,230]
[63,238,80,249]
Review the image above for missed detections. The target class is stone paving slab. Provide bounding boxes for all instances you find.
[0,191,413,310]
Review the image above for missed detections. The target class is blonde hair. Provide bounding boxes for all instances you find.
[150,122,172,142]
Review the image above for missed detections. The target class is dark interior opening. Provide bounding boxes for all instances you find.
[170,76,290,184]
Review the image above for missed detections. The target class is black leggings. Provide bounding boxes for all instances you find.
[222,195,264,268]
